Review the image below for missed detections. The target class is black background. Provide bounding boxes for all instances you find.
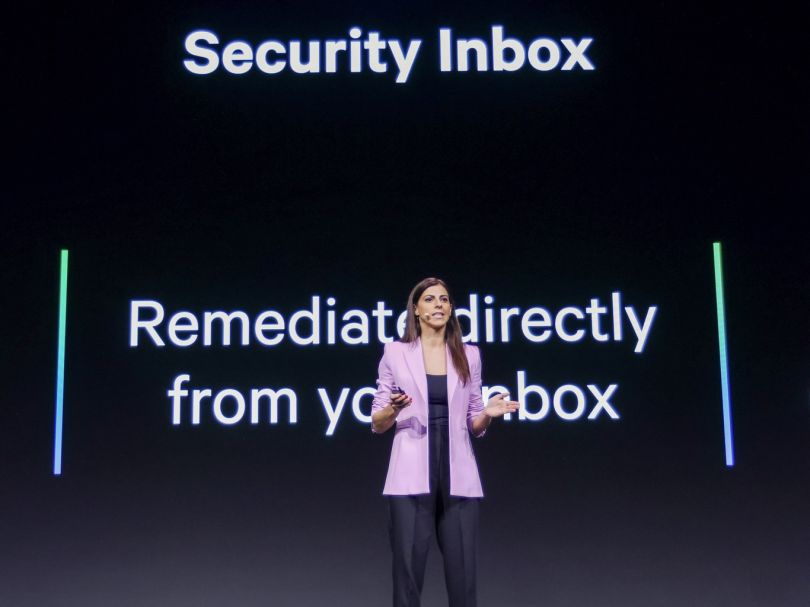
[4,2,808,605]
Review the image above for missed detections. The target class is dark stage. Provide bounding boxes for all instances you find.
[3,2,808,605]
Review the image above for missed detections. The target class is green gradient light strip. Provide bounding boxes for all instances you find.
[713,242,735,467]
[53,249,69,475]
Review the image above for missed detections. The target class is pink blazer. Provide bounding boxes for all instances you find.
[372,338,486,497]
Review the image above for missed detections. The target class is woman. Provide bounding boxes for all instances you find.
[371,277,519,607]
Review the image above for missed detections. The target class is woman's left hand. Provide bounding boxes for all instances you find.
[484,393,520,418]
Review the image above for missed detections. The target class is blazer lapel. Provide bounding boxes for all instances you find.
[446,345,459,406]
[403,338,428,405]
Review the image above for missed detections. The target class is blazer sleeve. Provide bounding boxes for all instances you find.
[466,345,487,438]
[371,342,394,433]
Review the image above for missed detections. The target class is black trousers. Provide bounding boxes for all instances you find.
[387,491,480,607]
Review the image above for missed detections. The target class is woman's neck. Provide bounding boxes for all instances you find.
[420,326,446,348]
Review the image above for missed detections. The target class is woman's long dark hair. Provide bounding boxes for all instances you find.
[402,277,471,385]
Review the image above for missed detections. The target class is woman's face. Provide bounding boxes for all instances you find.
[415,284,452,332]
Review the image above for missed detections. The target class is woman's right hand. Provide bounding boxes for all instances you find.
[390,392,412,412]
[372,390,412,433]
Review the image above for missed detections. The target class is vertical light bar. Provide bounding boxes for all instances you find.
[713,242,734,467]
[53,249,69,475]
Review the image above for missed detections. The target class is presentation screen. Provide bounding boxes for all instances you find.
[4,2,807,606]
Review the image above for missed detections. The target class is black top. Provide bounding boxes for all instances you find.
[426,373,449,493]
[426,373,448,424]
